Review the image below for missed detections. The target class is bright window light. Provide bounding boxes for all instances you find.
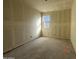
[43,16,50,28]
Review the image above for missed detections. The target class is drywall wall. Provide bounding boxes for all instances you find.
[42,9,71,39]
[3,0,41,53]
[71,0,76,51]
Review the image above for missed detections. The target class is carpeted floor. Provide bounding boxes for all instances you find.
[4,37,76,59]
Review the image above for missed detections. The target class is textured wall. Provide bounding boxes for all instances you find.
[71,0,76,51]
[42,9,71,39]
[3,0,41,52]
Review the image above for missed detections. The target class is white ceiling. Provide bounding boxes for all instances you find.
[24,0,73,12]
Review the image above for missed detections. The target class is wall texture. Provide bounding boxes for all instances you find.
[42,9,71,39]
[71,0,76,51]
[3,0,41,53]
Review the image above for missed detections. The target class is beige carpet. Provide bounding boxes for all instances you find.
[4,37,76,59]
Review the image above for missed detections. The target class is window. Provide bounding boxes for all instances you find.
[43,16,50,28]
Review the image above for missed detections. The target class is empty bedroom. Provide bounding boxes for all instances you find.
[3,0,76,59]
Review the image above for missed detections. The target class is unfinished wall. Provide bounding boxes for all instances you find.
[3,0,41,53]
[42,9,71,39]
[71,0,76,51]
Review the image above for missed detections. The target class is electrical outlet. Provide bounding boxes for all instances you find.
[30,36,32,38]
